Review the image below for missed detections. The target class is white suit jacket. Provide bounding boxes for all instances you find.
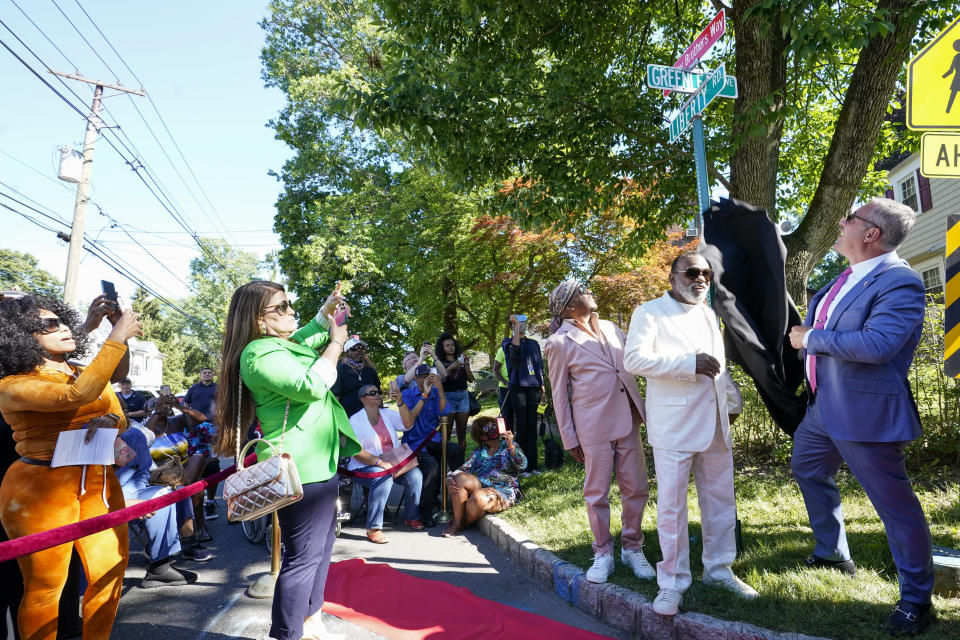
[623,292,742,453]
[544,315,646,450]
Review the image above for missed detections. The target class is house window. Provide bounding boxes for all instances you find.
[921,267,943,297]
[900,175,919,212]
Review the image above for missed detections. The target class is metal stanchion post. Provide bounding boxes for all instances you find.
[436,415,451,524]
[247,511,282,598]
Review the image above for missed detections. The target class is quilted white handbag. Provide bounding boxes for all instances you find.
[224,378,303,522]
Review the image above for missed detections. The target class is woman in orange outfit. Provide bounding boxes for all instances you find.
[0,294,141,640]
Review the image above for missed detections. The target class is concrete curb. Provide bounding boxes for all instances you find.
[479,515,830,640]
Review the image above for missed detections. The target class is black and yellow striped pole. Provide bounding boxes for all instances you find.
[946,214,960,377]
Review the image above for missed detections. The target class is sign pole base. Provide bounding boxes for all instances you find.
[247,512,282,599]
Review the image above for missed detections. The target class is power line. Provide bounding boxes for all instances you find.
[48,0,120,81]
[0,148,75,193]
[0,196,219,342]
[71,0,237,244]
[0,14,241,288]
[0,180,71,225]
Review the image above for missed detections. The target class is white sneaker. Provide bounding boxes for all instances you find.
[652,588,682,615]
[585,552,615,583]
[620,548,656,580]
[302,612,345,640]
[702,574,758,599]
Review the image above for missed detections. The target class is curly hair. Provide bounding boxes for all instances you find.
[470,416,499,445]
[0,295,90,378]
[435,332,462,363]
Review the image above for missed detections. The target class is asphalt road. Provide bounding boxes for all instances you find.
[111,494,630,639]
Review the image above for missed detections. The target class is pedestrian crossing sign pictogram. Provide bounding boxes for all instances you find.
[946,214,960,377]
[908,14,960,130]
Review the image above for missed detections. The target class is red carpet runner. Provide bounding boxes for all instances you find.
[322,558,615,640]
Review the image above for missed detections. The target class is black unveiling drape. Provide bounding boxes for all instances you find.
[698,197,808,436]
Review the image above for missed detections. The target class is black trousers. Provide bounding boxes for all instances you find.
[270,477,339,640]
[417,439,464,519]
[509,386,541,472]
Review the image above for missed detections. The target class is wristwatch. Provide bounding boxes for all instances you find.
[103,413,121,426]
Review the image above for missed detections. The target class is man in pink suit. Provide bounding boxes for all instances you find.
[544,280,656,584]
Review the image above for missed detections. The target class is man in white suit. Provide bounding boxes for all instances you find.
[624,252,756,616]
[544,279,655,584]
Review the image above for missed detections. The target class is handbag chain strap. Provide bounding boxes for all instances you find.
[235,372,290,468]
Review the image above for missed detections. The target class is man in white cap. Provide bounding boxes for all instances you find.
[544,279,655,584]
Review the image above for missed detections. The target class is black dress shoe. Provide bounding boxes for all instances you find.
[880,600,933,636]
[422,517,437,528]
[804,555,857,576]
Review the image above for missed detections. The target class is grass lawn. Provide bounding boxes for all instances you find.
[496,447,960,640]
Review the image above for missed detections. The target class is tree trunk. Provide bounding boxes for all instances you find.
[442,275,458,334]
[783,0,920,300]
[728,0,788,215]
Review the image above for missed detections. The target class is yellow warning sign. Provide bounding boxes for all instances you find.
[921,132,960,177]
[908,14,960,130]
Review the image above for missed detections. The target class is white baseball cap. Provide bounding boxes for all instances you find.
[343,336,367,351]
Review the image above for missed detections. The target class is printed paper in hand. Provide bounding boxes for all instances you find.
[51,428,119,468]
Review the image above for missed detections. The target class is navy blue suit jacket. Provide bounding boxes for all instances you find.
[804,256,924,442]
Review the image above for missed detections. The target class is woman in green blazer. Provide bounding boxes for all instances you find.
[215,280,360,640]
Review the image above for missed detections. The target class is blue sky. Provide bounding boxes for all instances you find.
[0,1,289,306]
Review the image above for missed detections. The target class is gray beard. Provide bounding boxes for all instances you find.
[676,282,708,304]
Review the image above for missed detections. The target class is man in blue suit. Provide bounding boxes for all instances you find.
[789,197,934,637]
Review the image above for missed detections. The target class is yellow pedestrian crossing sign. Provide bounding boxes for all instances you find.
[908,14,960,130]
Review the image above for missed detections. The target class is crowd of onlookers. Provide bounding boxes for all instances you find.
[333,320,544,542]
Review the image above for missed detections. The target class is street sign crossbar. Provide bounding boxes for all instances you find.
[669,63,725,143]
[646,64,737,98]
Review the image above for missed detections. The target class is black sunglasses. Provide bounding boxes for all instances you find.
[361,390,382,397]
[674,267,714,281]
[845,212,882,234]
[262,300,295,315]
[38,317,67,334]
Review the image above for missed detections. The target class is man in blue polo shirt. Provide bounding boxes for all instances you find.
[184,367,217,420]
[401,364,463,527]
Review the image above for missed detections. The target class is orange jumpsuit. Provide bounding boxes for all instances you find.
[0,340,128,640]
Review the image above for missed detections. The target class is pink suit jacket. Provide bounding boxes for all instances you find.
[544,316,646,450]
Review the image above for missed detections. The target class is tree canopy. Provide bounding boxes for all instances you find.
[0,248,62,298]
[261,0,958,299]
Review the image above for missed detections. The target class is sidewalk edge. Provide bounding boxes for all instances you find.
[478,515,830,640]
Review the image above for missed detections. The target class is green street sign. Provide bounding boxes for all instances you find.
[646,64,737,99]
[669,63,725,143]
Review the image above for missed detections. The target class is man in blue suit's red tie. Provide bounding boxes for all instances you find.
[789,197,934,637]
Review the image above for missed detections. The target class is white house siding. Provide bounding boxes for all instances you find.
[888,154,960,290]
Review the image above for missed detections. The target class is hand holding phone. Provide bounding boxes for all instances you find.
[496,416,507,435]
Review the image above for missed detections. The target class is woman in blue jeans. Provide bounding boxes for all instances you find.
[347,384,423,542]
[434,332,474,445]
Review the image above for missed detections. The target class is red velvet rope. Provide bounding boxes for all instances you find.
[0,453,256,564]
[338,424,441,479]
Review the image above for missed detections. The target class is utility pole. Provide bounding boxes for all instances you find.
[50,70,145,308]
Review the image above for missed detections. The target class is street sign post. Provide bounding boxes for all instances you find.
[646,64,738,98]
[663,9,725,96]
[921,132,960,178]
[907,14,960,130]
[669,63,726,144]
